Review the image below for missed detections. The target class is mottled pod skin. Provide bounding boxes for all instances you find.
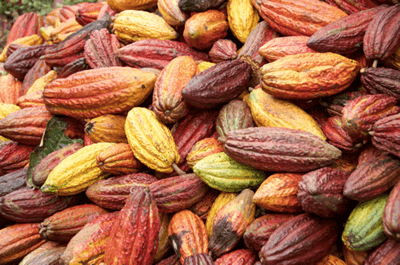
[215,249,257,265]
[96,143,142,175]
[186,138,224,169]
[43,67,157,119]
[158,0,188,27]
[371,113,400,159]
[360,67,400,100]
[223,127,342,172]
[183,9,229,50]
[18,241,66,265]
[153,56,198,124]
[260,213,338,265]
[259,0,347,37]
[244,213,297,252]
[0,106,53,146]
[383,180,400,241]
[168,209,209,264]
[149,173,210,213]
[209,189,256,258]
[322,116,362,152]
[75,2,106,26]
[0,74,22,105]
[227,0,260,43]
[6,12,44,46]
[363,4,400,62]
[84,28,121,69]
[0,223,45,265]
[117,39,210,70]
[84,114,128,144]
[209,39,238,63]
[58,57,91,78]
[364,239,400,264]
[0,168,27,199]
[260,52,359,100]
[298,167,351,218]
[85,173,157,210]
[0,142,34,176]
[307,5,387,55]
[38,204,108,242]
[103,186,161,265]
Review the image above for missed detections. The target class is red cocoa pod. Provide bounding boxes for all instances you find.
[4,44,53,81]
[298,167,351,218]
[238,20,280,65]
[84,28,121,69]
[371,113,400,159]
[117,39,210,70]
[21,58,52,96]
[322,116,363,153]
[85,173,158,210]
[57,57,91,78]
[209,39,237,63]
[259,213,338,265]
[214,249,257,265]
[32,142,84,186]
[0,168,27,200]
[324,0,379,14]
[343,153,400,202]
[156,254,180,265]
[0,188,82,223]
[97,3,117,20]
[75,2,106,26]
[360,67,400,100]
[383,180,400,242]
[0,106,53,146]
[6,12,44,46]
[183,253,215,265]
[322,90,368,117]
[358,143,389,165]
[0,141,34,176]
[189,188,219,220]
[149,173,210,213]
[243,213,297,252]
[182,59,251,109]
[364,239,400,264]
[307,5,388,55]
[38,204,108,242]
[341,94,400,142]
[363,4,400,62]
[103,186,161,265]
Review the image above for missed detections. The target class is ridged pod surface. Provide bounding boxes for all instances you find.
[259,0,347,36]
[186,138,224,169]
[6,12,44,46]
[324,0,378,14]
[58,57,91,78]
[227,0,259,43]
[360,67,400,100]
[107,0,158,12]
[223,127,342,172]
[215,249,257,265]
[205,192,237,238]
[371,113,400,158]
[0,142,33,176]
[21,58,52,95]
[43,67,157,119]
[364,239,400,265]
[0,168,27,199]
[41,142,114,196]
[0,34,43,63]
[209,39,237,63]
[103,187,161,265]
[19,241,66,265]
[152,56,198,124]
[260,52,359,100]
[75,2,106,26]
[342,245,368,265]
[383,180,400,241]
[96,143,142,175]
[158,0,188,26]
[84,114,127,144]
[316,255,347,265]
[0,74,22,105]
[125,107,180,174]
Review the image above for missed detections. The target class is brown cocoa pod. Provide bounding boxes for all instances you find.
[149,173,210,213]
[363,4,400,62]
[0,188,82,223]
[84,28,121,69]
[209,39,237,63]
[4,44,53,81]
[182,59,251,109]
[243,213,297,252]
[21,58,52,96]
[383,180,400,242]
[103,186,161,265]
[85,173,158,210]
[0,141,34,176]
[178,0,226,12]
[364,239,400,264]
[6,43,27,59]
[223,127,342,173]
[0,168,27,200]
[259,213,338,265]
[38,204,108,242]
[19,241,66,265]
[0,223,46,265]
[370,113,400,159]
[307,5,387,55]
[298,167,351,218]
[96,143,142,175]
[360,67,400,100]
[57,57,91,78]
[0,106,53,146]
[32,142,84,186]
[117,39,210,70]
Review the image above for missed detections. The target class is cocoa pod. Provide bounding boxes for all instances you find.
[19,241,66,265]
[186,138,224,169]
[323,0,378,14]
[343,245,369,265]
[0,74,22,104]
[21,58,52,95]
[6,12,44,46]
[96,143,142,175]
[75,2,106,26]
[84,114,128,144]
[370,113,400,159]
[364,239,400,264]
[360,67,400,100]
[383,180,400,242]
[0,168,27,200]
[57,57,90,78]
[209,39,237,63]
[0,141,34,176]
[214,249,257,265]
[158,0,188,27]
[178,0,226,12]
[189,188,219,220]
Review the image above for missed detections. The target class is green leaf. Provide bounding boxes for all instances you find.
[27,115,83,188]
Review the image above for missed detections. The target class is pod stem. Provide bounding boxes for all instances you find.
[172,163,186,175]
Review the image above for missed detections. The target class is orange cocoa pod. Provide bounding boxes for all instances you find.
[259,0,347,37]
[96,143,142,175]
[6,12,44,46]
[168,209,209,264]
[84,114,128,144]
[158,0,188,26]
[189,188,220,220]
[39,204,109,243]
[103,186,161,265]
[152,56,198,124]
[0,223,46,265]
[253,173,303,213]
[342,244,368,265]
[214,249,257,265]
[316,254,347,265]
[186,138,224,169]
[75,2,106,26]
[0,74,22,105]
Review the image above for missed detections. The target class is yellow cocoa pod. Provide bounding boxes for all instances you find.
[0,34,43,62]
[245,88,326,140]
[0,103,21,119]
[113,10,178,44]
[227,0,259,43]
[205,192,237,238]
[85,114,127,144]
[125,107,180,174]
[107,0,158,13]
[26,70,58,94]
[41,142,114,196]
[197,61,216,72]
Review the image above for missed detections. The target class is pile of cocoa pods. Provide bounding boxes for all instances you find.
[0,0,400,264]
